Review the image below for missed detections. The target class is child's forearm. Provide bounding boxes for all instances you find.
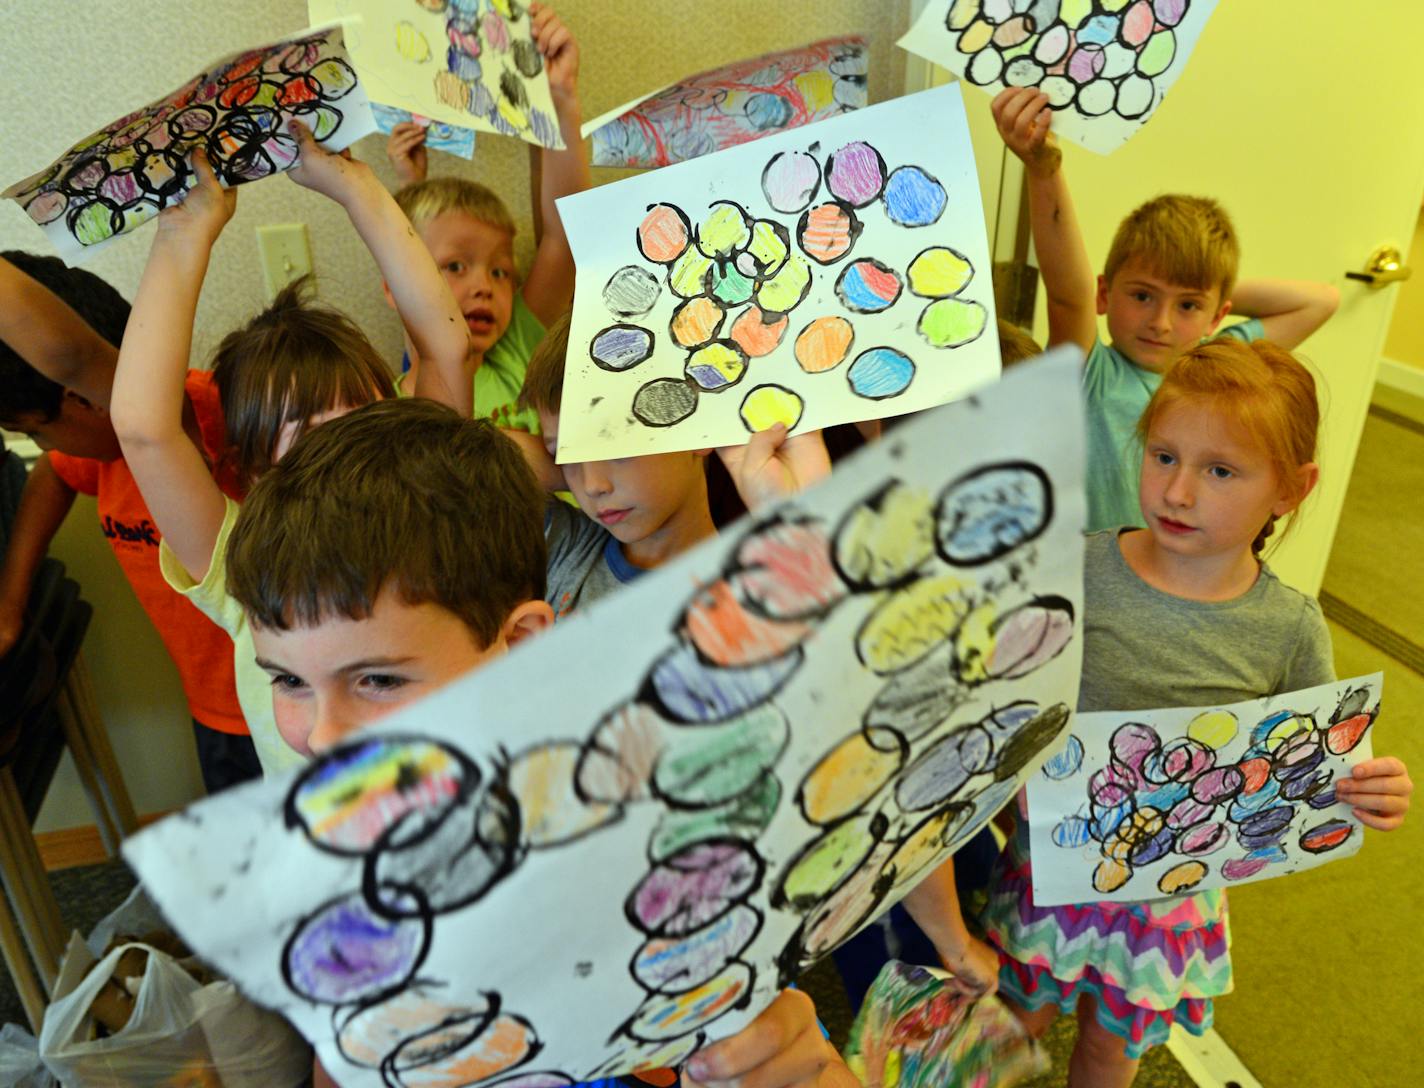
[341,170,471,414]
[523,91,589,324]
[112,228,228,581]
[1228,278,1340,349]
[0,457,76,654]
[900,857,977,957]
[1024,165,1097,354]
[0,256,118,408]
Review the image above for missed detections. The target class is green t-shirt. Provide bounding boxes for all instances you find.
[397,295,546,433]
[1082,318,1264,533]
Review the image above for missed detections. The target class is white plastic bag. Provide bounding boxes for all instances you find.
[0,1024,55,1088]
[38,939,309,1088]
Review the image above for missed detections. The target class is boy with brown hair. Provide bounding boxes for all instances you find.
[992,87,1340,532]
[389,2,591,435]
[223,396,856,1088]
[516,313,718,617]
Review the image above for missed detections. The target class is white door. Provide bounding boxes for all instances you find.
[910,1,1424,595]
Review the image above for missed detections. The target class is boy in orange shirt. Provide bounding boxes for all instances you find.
[0,252,254,790]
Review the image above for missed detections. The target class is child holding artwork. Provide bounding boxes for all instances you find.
[0,252,255,791]
[991,87,1340,533]
[979,339,1413,1086]
[221,397,860,1088]
[109,126,469,776]
[389,2,590,435]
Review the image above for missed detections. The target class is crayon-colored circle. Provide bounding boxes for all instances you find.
[882,166,947,227]
[638,203,691,264]
[25,190,67,226]
[1154,0,1188,26]
[756,254,812,312]
[685,341,748,391]
[1124,0,1156,46]
[794,315,854,373]
[761,150,822,214]
[285,890,429,1005]
[729,305,789,357]
[738,219,790,279]
[708,261,756,306]
[590,324,655,372]
[632,378,699,427]
[1116,74,1155,119]
[603,265,661,318]
[668,249,714,297]
[907,247,973,298]
[835,259,903,314]
[825,141,886,208]
[918,298,987,347]
[670,296,726,348]
[1077,79,1116,116]
[1138,30,1177,77]
[797,202,859,265]
[739,385,804,432]
[696,201,751,259]
[847,347,914,400]
[1299,818,1355,854]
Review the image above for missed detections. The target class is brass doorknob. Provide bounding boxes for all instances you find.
[1346,245,1412,288]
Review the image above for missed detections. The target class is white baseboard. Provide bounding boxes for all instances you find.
[1166,1026,1263,1088]
[1377,356,1424,400]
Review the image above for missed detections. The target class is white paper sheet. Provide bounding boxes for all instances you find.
[898,1,1219,155]
[126,350,1086,1087]
[310,0,565,150]
[556,83,998,463]
[2,24,376,263]
[1027,673,1383,908]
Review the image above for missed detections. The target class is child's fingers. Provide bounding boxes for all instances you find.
[1339,788,1411,813]
[1351,756,1409,781]
[1354,807,1406,832]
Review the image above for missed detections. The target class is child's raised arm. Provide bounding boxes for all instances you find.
[899,858,1001,998]
[991,88,1097,356]
[110,152,235,583]
[286,120,470,414]
[1228,278,1340,349]
[521,2,591,326]
[0,255,118,409]
[717,425,831,512]
[386,120,429,188]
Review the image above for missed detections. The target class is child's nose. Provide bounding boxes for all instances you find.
[580,462,613,496]
[1164,469,1194,506]
[307,701,351,755]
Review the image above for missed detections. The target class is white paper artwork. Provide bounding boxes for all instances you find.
[555,83,998,463]
[1028,673,1383,908]
[898,1,1219,154]
[125,352,1085,1087]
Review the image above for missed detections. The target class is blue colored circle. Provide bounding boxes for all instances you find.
[846,347,914,400]
[881,166,947,227]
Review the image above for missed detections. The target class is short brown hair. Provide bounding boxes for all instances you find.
[1138,338,1319,555]
[227,398,547,645]
[212,278,395,487]
[517,310,571,417]
[394,177,516,237]
[1104,195,1239,301]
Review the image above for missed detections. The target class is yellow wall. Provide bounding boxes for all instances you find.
[1384,208,1424,367]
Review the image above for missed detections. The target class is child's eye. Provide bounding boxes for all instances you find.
[269,672,307,693]
[492,267,511,281]
[1209,465,1234,480]
[1153,450,1175,466]
[358,673,409,694]
[445,261,465,274]
[1132,291,1151,302]
[1181,300,1201,311]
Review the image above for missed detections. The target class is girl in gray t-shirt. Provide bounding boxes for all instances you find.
[982,340,1413,1086]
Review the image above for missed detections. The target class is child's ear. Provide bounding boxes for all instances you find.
[1095,274,1110,316]
[1275,461,1320,516]
[501,599,554,647]
[1207,297,1232,336]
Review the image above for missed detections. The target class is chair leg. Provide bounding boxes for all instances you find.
[0,877,46,1033]
[64,653,139,838]
[54,689,121,858]
[0,771,64,990]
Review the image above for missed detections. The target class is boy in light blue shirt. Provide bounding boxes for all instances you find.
[991,87,1340,531]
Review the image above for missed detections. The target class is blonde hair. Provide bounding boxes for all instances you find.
[212,278,395,487]
[1137,339,1319,556]
[1105,195,1239,302]
[394,177,516,237]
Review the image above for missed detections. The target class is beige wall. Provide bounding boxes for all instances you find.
[2,2,910,829]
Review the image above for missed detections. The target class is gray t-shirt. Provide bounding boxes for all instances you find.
[544,500,642,619]
[1079,530,1335,713]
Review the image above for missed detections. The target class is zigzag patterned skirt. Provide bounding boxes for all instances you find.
[980,847,1231,1059]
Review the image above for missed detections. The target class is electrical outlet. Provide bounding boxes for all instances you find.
[256,223,313,299]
